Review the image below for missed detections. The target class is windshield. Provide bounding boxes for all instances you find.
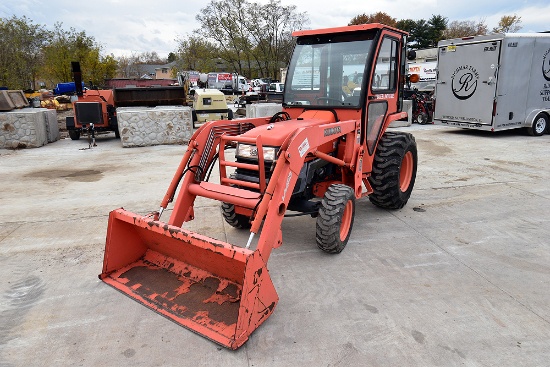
[284,31,375,108]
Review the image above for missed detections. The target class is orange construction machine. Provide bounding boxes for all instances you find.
[65,62,119,143]
[66,62,186,145]
[100,23,418,349]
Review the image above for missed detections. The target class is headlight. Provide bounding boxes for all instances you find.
[236,143,278,161]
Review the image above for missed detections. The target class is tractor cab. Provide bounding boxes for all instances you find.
[283,24,406,127]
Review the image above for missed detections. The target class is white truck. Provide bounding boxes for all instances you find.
[407,47,437,92]
[207,72,249,94]
[433,33,550,136]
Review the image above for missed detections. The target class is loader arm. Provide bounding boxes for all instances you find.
[164,118,268,226]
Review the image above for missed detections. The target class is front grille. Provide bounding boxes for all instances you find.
[75,102,103,125]
[235,157,275,183]
[196,122,255,182]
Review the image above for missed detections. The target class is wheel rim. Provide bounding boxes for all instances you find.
[400,151,413,192]
[340,200,353,241]
[535,117,546,134]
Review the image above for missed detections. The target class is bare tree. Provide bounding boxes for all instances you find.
[246,0,307,78]
[194,0,308,79]
[493,14,522,33]
[443,19,488,39]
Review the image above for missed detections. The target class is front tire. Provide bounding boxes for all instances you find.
[68,129,80,140]
[316,184,355,254]
[221,202,251,229]
[368,132,417,209]
[527,113,548,136]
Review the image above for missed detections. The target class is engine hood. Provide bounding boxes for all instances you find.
[240,110,337,147]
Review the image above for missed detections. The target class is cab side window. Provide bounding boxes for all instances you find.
[372,37,398,92]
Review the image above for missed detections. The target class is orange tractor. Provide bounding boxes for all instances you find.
[100,23,418,349]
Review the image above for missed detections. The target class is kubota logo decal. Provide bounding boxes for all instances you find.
[543,48,550,81]
[324,126,341,137]
[451,65,479,100]
[281,172,292,202]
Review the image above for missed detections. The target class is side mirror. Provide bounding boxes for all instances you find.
[407,50,417,61]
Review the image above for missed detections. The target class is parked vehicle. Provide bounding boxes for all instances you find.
[207,72,249,94]
[434,33,550,136]
[191,88,233,128]
[266,82,285,102]
[406,48,437,92]
[268,82,284,93]
[100,23,418,349]
[65,62,118,144]
[406,89,434,124]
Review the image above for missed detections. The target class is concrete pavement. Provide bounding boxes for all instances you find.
[1,124,549,366]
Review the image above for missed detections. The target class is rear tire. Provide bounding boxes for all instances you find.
[114,128,120,139]
[221,202,251,229]
[316,184,355,254]
[368,132,417,209]
[68,129,80,140]
[527,113,548,136]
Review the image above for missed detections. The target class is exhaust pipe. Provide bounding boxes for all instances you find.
[71,61,83,97]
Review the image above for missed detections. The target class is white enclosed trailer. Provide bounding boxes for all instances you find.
[434,33,550,136]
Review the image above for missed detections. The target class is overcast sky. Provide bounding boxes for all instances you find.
[2,0,549,58]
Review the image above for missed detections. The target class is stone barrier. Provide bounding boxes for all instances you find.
[43,109,60,143]
[245,103,282,119]
[117,106,193,148]
[0,108,59,149]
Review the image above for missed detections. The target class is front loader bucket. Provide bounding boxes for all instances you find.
[100,208,278,349]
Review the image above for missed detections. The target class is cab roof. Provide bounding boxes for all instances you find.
[292,23,408,37]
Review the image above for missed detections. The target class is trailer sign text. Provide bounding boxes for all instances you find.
[451,65,479,100]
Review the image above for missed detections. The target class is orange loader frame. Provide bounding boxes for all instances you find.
[100,23,416,350]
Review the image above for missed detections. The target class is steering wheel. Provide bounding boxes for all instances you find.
[315,97,343,105]
[269,111,291,123]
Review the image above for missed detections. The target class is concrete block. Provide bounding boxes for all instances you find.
[245,103,282,119]
[117,106,193,148]
[0,90,16,111]
[7,90,29,108]
[0,109,48,149]
[41,109,59,143]
[246,103,282,118]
